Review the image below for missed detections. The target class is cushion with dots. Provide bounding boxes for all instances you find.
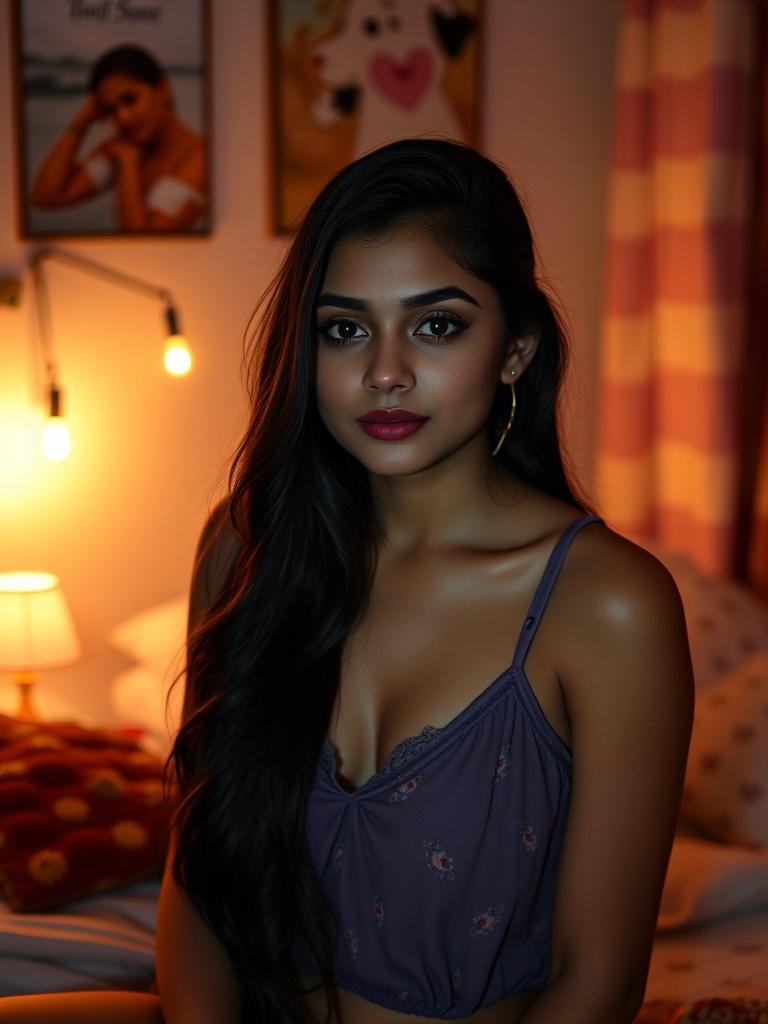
[0,713,174,912]
[679,650,768,846]
[636,998,768,1023]
[638,539,768,693]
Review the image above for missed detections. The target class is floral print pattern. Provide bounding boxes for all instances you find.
[343,926,358,961]
[519,817,538,854]
[491,743,512,783]
[389,773,423,802]
[422,839,456,881]
[373,891,384,930]
[452,967,463,991]
[468,903,505,938]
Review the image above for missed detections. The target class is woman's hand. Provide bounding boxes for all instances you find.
[103,136,142,168]
[68,92,105,134]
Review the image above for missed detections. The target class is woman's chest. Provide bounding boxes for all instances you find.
[325,547,572,794]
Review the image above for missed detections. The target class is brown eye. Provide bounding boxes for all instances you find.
[414,312,469,341]
[423,318,450,338]
[318,318,367,345]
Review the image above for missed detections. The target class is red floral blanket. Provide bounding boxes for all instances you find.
[636,998,768,1023]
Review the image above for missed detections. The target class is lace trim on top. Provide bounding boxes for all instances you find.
[324,724,444,782]
[379,724,443,774]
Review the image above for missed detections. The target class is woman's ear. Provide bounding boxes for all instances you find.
[500,333,538,386]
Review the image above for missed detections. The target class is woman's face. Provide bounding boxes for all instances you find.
[315,223,518,478]
[95,73,171,145]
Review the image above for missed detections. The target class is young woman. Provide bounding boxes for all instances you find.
[0,138,694,1024]
[29,45,206,232]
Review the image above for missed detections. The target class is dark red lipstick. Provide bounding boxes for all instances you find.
[356,407,428,440]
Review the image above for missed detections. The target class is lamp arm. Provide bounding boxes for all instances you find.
[28,246,188,417]
[30,246,174,307]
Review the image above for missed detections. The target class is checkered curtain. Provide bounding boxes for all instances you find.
[594,0,759,580]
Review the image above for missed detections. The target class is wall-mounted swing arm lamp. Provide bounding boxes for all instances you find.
[29,246,193,461]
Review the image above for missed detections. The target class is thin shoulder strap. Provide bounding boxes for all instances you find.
[511,514,605,669]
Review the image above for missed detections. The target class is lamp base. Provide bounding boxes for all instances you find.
[13,671,40,722]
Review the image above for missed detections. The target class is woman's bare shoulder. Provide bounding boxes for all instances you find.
[558,511,674,598]
[552,511,688,692]
[512,484,684,662]
[515,478,666,581]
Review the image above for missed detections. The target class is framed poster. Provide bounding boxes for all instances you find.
[268,0,483,234]
[11,0,212,239]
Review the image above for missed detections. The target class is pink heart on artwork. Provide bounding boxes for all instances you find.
[370,50,434,109]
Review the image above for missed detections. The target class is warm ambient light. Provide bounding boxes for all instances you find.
[164,335,193,376]
[0,571,82,721]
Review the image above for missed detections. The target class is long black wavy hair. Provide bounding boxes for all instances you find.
[163,137,597,1024]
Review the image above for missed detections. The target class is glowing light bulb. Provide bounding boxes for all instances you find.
[41,384,70,461]
[164,335,192,376]
[42,416,71,461]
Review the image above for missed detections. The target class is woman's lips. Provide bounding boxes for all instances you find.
[357,419,427,440]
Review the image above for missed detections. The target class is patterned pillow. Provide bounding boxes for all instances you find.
[0,713,174,911]
[679,651,768,846]
[638,538,768,693]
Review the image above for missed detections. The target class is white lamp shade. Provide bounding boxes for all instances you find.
[0,571,81,670]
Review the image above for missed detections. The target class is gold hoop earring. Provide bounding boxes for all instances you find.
[491,372,516,458]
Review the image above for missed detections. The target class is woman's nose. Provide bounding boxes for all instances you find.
[363,335,416,392]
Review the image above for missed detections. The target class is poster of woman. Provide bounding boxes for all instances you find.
[269,0,482,233]
[11,0,211,238]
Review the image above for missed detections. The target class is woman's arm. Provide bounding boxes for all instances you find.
[29,95,105,208]
[155,500,244,1024]
[110,144,206,232]
[517,531,695,1023]
[98,137,147,231]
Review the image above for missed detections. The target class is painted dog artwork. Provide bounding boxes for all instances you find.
[309,0,478,159]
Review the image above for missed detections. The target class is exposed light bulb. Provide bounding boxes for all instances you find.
[42,383,70,461]
[164,335,192,376]
[43,416,71,461]
[163,304,192,376]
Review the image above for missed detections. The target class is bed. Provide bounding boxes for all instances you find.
[0,537,766,1021]
[0,876,159,996]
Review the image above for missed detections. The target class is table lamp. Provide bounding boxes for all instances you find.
[0,572,82,721]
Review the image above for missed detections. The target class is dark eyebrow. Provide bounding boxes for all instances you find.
[316,285,481,311]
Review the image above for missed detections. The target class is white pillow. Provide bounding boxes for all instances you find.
[108,595,187,682]
[110,664,184,757]
[108,596,188,756]
[679,650,768,846]
[658,826,768,930]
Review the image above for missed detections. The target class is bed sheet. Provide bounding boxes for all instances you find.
[0,876,161,996]
[641,895,768,1010]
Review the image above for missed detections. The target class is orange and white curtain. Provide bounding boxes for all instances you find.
[595,0,757,580]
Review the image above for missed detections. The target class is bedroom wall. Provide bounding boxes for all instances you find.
[0,1,621,726]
